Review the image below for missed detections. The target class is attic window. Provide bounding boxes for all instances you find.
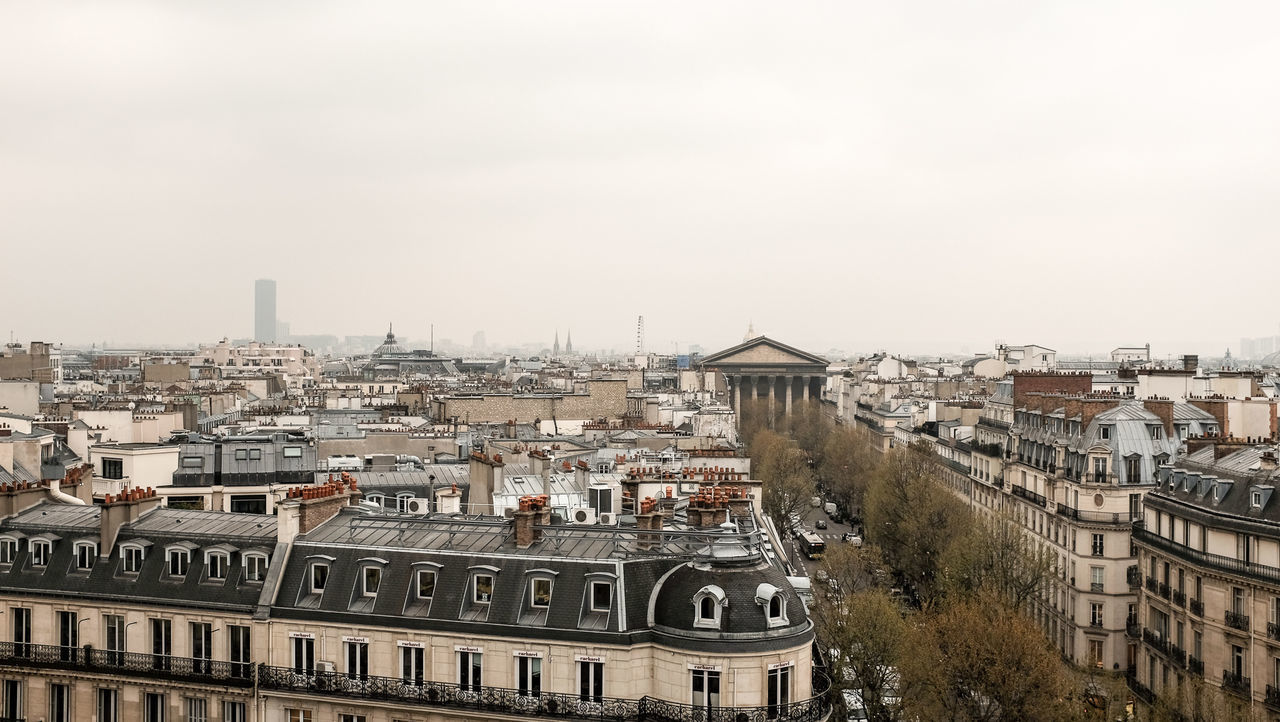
[362,565,382,597]
[205,550,230,580]
[473,574,494,604]
[1100,426,1111,440]
[756,582,789,628]
[1252,491,1263,509]
[30,540,50,567]
[0,537,18,565]
[181,456,202,468]
[168,548,190,576]
[74,541,97,571]
[530,578,553,608]
[590,581,613,612]
[310,561,329,593]
[1150,426,1162,440]
[243,552,268,582]
[119,541,149,574]
[693,585,727,630]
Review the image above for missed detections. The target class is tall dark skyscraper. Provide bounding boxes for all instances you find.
[254,279,276,342]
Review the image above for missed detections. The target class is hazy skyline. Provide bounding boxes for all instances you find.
[3,2,1278,357]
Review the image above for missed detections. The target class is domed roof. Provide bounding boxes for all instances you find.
[373,325,406,356]
[1262,349,1280,367]
[651,559,808,636]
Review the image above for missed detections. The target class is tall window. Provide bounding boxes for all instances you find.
[1090,566,1104,592]
[184,698,208,722]
[401,646,425,686]
[285,711,312,722]
[1233,587,1246,615]
[229,625,251,679]
[1090,603,1104,627]
[346,640,369,680]
[578,660,604,703]
[292,636,315,676]
[104,614,126,665]
[49,683,70,722]
[223,702,247,722]
[191,622,212,674]
[11,607,30,657]
[167,549,189,577]
[458,651,483,692]
[516,656,542,697]
[98,689,119,722]
[1232,645,1245,677]
[1088,640,1104,668]
[57,611,78,660]
[31,540,50,567]
[1,679,21,721]
[767,666,792,718]
[206,552,228,580]
[151,618,172,671]
[691,670,721,713]
[143,692,166,722]
[1091,533,1104,557]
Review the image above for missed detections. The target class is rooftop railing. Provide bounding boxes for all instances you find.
[1133,523,1280,587]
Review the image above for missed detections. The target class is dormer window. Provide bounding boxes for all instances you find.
[473,574,494,604]
[693,585,727,629]
[244,552,269,582]
[1099,426,1111,440]
[1150,426,1161,440]
[417,568,437,600]
[590,581,612,612]
[74,541,97,571]
[366,494,385,508]
[1252,491,1263,508]
[168,548,190,576]
[0,536,19,564]
[30,540,50,567]
[756,583,789,628]
[362,565,382,597]
[205,550,230,580]
[531,578,552,608]
[396,493,415,512]
[310,562,329,593]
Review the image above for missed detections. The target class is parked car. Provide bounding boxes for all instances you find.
[816,519,828,529]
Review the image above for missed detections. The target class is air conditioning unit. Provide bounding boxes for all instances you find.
[406,498,432,515]
[316,660,335,673]
[598,512,618,526]
[570,507,597,525]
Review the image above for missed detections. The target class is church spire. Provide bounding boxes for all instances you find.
[565,329,573,354]
[553,330,560,356]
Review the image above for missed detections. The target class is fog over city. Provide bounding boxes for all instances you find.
[3,2,1278,355]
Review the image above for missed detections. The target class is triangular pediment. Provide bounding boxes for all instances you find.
[700,336,828,367]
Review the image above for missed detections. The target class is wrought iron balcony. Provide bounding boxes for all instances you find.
[1225,610,1251,632]
[1172,590,1186,608]
[1134,522,1280,587]
[1190,598,1204,617]
[1142,628,1171,657]
[1222,670,1251,697]
[1127,566,1141,587]
[1126,672,1155,706]
[1188,656,1203,676]
[1125,622,1141,639]
[1010,484,1047,507]
[256,664,834,721]
[1145,576,1159,594]
[0,641,252,687]
[1090,582,1104,593]
[1158,582,1171,600]
[1169,644,1187,669]
[1269,621,1280,642]
[1266,683,1280,710]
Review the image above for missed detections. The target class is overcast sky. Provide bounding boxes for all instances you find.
[2,1,1277,357]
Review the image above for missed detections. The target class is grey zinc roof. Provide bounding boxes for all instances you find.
[1173,403,1217,422]
[127,508,277,540]
[7,501,101,531]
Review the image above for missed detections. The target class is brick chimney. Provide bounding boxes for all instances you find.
[635,497,663,551]
[513,495,548,549]
[1143,398,1175,439]
[436,484,462,514]
[1189,398,1229,436]
[99,487,163,557]
[277,478,358,544]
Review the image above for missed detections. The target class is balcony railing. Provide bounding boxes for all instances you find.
[1127,566,1141,587]
[1090,582,1104,593]
[1188,656,1203,676]
[1054,506,1135,524]
[1158,582,1171,600]
[256,664,834,722]
[1142,629,1171,657]
[1270,622,1280,642]
[1172,590,1186,608]
[0,641,252,687]
[1133,523,1280,587]
[1169,644,1187,669]
[1145,577,1159,595]
[1010,484,1047,507]
[1222,670,1251,697]
[1190,599,1204,617]
[1126,622,1141,639]
[1225,611,1251,632]
[1266,684,1280,710]
[1126,671,1155,706]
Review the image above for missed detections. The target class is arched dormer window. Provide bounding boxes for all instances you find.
[118,540,151,574]
[396,493,415,512]
[756,583,789,628]
[0,533,23,565]
[693,585,727,630]
[366,493,386,508]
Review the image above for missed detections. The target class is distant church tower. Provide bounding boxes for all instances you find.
[743,321,756,342]
[565,330,573,354]
[553,330,560,356]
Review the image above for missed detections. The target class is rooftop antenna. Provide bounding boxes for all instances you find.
[636,315,644,354]
[430,324,434,355]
